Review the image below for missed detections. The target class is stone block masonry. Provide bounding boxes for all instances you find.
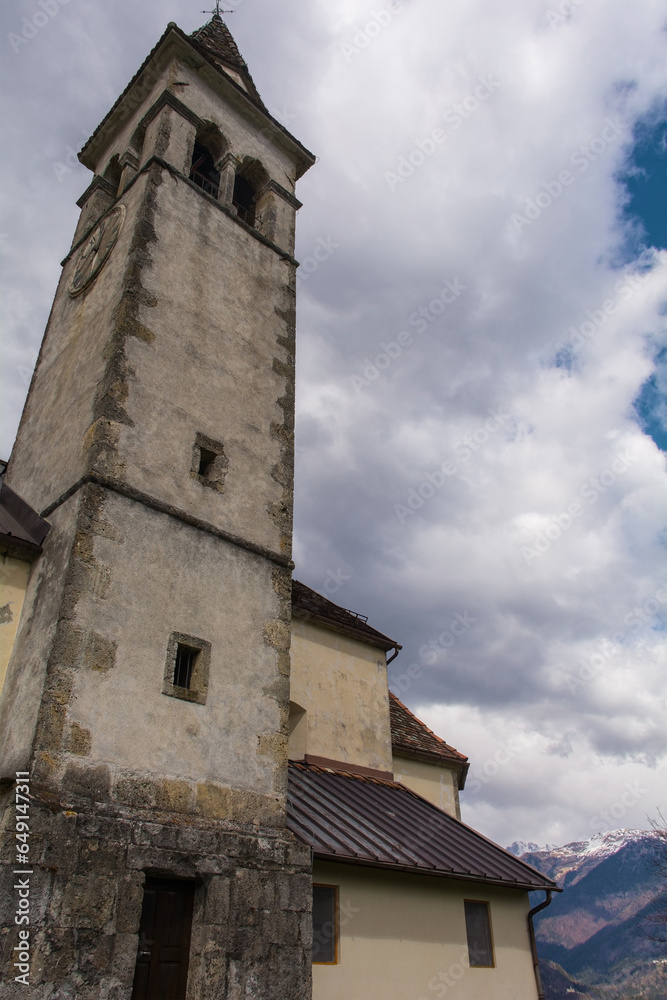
[0,788,312,999]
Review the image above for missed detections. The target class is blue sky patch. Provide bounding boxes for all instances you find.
[621,108,667,452]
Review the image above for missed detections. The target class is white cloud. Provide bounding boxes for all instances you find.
[1,0,666,846]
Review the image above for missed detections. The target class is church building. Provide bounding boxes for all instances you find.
[0,14,557,1000]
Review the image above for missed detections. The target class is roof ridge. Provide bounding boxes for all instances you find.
[292,759,405,790]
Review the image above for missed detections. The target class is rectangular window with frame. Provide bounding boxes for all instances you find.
[162,633,211,705]
[312,884,338,964]
[464,899,495,968]
[173,644,197,690]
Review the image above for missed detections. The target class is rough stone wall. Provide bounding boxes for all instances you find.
[0,792,312,999]
[0,24,314,999]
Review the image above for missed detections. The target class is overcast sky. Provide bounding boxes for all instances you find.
[1,0,666,849]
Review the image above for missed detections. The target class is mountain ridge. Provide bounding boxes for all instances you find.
[515,829,667,999]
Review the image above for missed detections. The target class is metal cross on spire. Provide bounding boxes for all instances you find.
[202,1,234,15]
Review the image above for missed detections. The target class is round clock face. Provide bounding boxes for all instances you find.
[68,204,126,297]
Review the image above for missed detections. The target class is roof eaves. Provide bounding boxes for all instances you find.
[0,481,50,556]
[0,536,43,560]
[310,853,559,892]
[292,605,398,652]
[392,745,471,790]
[292,580,401,653]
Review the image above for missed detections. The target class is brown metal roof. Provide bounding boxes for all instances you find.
[287,761,558,892]
[292,580,401,655]
[0,478,50,557]
[390,692,468,767]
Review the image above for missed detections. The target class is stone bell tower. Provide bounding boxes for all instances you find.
[0,15,315,999]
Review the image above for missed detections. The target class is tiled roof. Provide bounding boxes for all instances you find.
[0,477,50,556]
[292,580,401,654]
[190,16,267,111]
[287,762,558,892]
[390,692,468,766]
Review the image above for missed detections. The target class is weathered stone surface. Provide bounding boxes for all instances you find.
[0,795,311,998]
[0,14,314,1000]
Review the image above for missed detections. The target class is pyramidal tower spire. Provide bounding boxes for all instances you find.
[0,12,315,999]
[191,12,267,109]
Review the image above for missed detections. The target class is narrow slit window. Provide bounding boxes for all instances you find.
[191,434,228,493]
[232,174,256,226]
[189,142,220,199]
[464,900,494,968]
[173,644,197,690]
[312,885,338,964]
[198,448,217,478]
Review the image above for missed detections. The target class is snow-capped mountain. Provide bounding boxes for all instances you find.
[514,828,657,887]
[515,829,667,1000]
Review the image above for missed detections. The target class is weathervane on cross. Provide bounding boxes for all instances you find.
[202,1,234,15]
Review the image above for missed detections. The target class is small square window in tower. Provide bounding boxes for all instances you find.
[131,877,195,1000]
[464,899,495,968]
[191,433,228,493]
[162,633,211,705]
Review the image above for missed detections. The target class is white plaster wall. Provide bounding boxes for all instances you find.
[392,755,461,819]
[6,180,144,513]
[312,862,539,1000]
[118,173,294,554]
[0,500,79,776]
[0,556,31,696]
[66,489,285,796]
[290,621,393,772]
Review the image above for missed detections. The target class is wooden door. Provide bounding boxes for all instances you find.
[131,878,195,1000]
